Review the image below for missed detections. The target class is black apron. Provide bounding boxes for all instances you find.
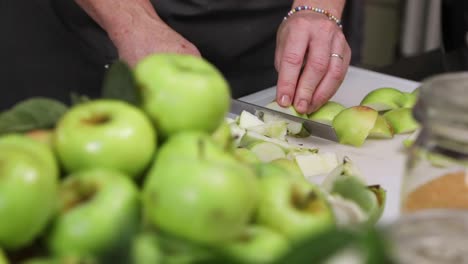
[51,0,290,98]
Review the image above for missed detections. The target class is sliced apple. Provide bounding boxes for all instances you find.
[332,106,378,147]
[401,92,417,108]
[240,131,297,151]
[228,123,246,148]
[327,194,368,227]
[248,142,286,162]
[368,115,394,139]
[269,158,305,182]
[238,111,264,129]
[247,120,288,141]
[292,152,339,179]
[308,101,345,125]
[263,101,306,135]
[360,87,405,111]
[383,108,419,134]
[322,157,364,191]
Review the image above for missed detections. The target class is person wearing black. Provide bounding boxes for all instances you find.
[0,0,352,114]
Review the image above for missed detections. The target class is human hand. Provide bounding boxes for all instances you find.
[110,18,201,67]
[275,10,351,114]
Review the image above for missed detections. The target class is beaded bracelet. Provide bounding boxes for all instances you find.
[284,6,343,29]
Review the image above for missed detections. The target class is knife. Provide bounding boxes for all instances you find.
[229,98,339,142]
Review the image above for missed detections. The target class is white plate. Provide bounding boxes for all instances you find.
[239,66,421,225]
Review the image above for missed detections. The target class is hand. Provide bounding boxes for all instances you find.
[110,18,201,67]
[275,11,351,114]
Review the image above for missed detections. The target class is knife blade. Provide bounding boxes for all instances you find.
[230,98,339,142]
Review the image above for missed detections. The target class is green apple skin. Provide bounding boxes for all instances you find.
[0,135,59,250]
[46,168,140,260]
[142,158,259,245]
[308,101,345,125]
[211,120,235,152]
[154,131,236,166]
[332,106,378,147]
[0,249,8,264]
[401,92,417,108]
[53,99,156,178]
[220,225,290,264]
[134,53,231,138]
[130,232,163,264]
[21,256,97,264]
[360,87,405,111]
[233,147,261,166]
[383,108,419,134]
[269,158,304,180]
[367,185,387,225]
[25,129,54,148]
[258,161,306,185]
[256,173,335,242]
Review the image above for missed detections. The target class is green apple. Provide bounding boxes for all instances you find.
[256,173,334,242]
[360,87,405,111]
[220,225,290,264]
[232,147,261,166]
[401,92,417,108]
[142,158,259,245]
[134,53,230,138]
[54,99,156,178]
[332,106,378,147]
[383,108,419,134]
[0,249,8,264]
[308,101,345,125]
[25,129,54,148]
[154,131,236,166]
[21,256,97,264]
[368,115,394,139]
[211,120,234,152]
[130,232,163,264]
[0,135,59,250]
[46,168,140,260]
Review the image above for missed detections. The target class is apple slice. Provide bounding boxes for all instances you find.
[368,115,394,139]
[401,92,417,108]
[238,111,264,129]
[248,142,286,162]
[291,152,339,179]
[269,158,305,181]
[229,123,246,148]
[263,101,306,135]
[330,176,386,226]
[220,225,289,264]
[383,108,419,134]
[240,131,297,151]
[332,106,378,147]
[360,87,406,111]
[247,120,288,141]
[327,194,368,227]
[308,101,345,125]
[322,157,364,191]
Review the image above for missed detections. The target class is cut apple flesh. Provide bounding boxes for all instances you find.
[263,101,305,135]
[248,142,286,162]
[308,101,345,125]
[327,194,368,227]
[368,115,394,139]
[247,120,288,141]
[238,111,264,129]
[292,152,339,179]
[240,131,297,151]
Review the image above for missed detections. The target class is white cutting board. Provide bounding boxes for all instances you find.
[239,66,421,225]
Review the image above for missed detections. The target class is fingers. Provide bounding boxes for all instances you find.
[293,21,334,113]
[309,32,351,113]
[275,26,309,108]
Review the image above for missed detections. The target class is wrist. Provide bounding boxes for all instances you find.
[292,0,345,18]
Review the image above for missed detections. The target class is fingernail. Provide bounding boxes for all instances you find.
[280,95,291,106]
[297,99,308,112]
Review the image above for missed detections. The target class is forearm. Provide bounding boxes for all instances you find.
[292,0,346,18]
[74,0,163,42]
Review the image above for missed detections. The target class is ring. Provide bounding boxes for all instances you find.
[330,53,344,60]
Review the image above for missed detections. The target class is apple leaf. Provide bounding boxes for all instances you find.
[0,97,68,134]
[101,60,141,106]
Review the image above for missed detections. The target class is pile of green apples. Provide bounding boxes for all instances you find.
[0,54,385,264]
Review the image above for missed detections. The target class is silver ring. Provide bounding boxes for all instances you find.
[330,53,344,60]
